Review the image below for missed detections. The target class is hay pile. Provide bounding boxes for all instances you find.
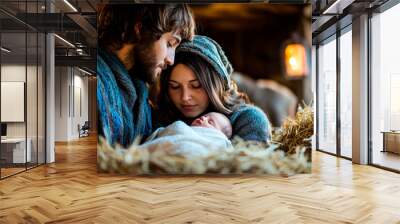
[97,106,314,175]
[272,106,314,157]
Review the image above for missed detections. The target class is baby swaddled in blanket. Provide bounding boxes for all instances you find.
[139,112,233,158]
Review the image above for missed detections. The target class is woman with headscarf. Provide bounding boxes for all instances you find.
[154,35,271,143]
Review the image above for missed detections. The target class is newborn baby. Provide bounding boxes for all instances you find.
[190,112,232,138]
[140,112,233,158]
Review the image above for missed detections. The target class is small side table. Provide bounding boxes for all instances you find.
[381,131,400,154]
[1,138,32,164]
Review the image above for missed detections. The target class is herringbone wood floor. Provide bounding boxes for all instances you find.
[1,135,400,224]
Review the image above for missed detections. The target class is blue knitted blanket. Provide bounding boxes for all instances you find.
[97,48,152,147]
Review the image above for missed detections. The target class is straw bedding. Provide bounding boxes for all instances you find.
[97,106,313,175]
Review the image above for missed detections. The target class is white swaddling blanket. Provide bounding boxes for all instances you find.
[139,121,232,158]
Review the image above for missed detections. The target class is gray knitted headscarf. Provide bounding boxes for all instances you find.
[176,35,233,89]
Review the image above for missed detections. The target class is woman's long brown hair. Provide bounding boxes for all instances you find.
[154,53,249,125]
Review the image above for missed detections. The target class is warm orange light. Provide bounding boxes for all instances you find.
[284,44,307,78]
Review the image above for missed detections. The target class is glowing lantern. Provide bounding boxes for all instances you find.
[283,43,308,79]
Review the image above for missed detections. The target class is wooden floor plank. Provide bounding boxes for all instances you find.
[0,135,400,223]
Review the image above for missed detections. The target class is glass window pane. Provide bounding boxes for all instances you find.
[312,45,316,150]
[1,1,46,179]
[340,29,352,158]
[38,32,45,165]
[1,31,27,177]
[27,31,38,169]
[317,37,337,154]
[371,3,400,171]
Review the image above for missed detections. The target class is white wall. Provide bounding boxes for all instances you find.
[1,65,26,81]
[54,67,89,141]
[55,66,69,141]
[1,65,35,137]
[72,73,89,138]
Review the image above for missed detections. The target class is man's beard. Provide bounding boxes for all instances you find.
[131,40,160,84]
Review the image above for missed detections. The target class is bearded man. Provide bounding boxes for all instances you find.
[97,4,195,146]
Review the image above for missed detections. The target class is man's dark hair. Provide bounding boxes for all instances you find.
[98,4,195,50]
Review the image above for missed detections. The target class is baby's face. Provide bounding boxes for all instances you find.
[191,112,231,137]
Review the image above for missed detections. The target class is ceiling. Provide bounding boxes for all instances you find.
[191,4,309,31]
[0,1,311,74]
[0,0,97,71]
[312,0,390,44]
